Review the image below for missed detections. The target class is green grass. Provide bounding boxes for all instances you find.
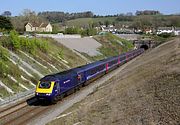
[79,33,134,61]
[45,38,87,68]
[93,33,134,58]
[0,87,11,98]
[1,77,25,93]
[64,17,118,27]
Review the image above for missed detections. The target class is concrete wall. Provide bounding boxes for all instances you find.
[36,34,81,39]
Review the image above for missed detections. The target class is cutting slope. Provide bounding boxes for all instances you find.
[48,38,180,125]
[55,37,102,56]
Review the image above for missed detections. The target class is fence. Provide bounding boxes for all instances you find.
[0,88,35,106]
[36,34,81,39]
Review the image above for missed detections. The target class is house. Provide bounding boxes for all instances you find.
[25,22,52,32]
[157,27,180,35]
[101,25,117,33]
[118,28,134,34]
[144,28,154,34]
[156,27,173,35]
[174,27,180,35]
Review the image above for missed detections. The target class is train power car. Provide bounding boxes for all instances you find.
[35,48,144,103]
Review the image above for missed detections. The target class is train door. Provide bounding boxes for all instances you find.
[56,81,60,94]
[106,63,109,73]
[126,53,129,62]
[54,81,60,95]
[77,72,85,84]
[118,57,121,65]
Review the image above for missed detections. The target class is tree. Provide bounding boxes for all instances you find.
[0,16,13,31]
[9,30,20,50]
[132,15,153,30]
[21,9,38,21]
[105,20,110,27]
[2,11,12,17]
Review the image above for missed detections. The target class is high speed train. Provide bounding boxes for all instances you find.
[35,49,144,103]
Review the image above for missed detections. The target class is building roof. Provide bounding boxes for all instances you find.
[157,27,172,30]
[40,23,49,28]
[26,22,50,28]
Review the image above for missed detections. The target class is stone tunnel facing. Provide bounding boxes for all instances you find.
[140,44,149,50]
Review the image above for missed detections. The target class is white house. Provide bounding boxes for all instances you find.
[174,27,180,35]
[25,22,53,32]
[156,27,173,35]
[101,25,117,32]
[157,27,180,35]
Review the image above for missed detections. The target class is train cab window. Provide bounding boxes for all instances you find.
[54,81,60,89]
[54,82,57,87]
[39,81,51,89]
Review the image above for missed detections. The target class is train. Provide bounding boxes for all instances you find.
[35,48,144,103]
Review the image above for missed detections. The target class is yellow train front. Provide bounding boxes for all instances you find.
[35,75,59,103]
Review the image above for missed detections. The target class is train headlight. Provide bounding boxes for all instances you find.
[36,92,39,95]
[46,93,51,96]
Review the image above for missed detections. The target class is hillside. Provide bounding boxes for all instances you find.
[0,32,87,101]
[66,17,117,27]
[91,33,134,60]
[48,38,180,125]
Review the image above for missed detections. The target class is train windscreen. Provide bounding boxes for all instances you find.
[39,81,51,89]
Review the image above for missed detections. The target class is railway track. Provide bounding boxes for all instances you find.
[0,84,88,125]
[0,78,104,125]
[0,97,37,125]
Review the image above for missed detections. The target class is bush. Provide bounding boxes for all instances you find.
[65,27,80,34]
[9,30,20,50]
[158,33,174,38]
[1,30,49,54]
[0,46,9,61]
[0,61,9,77]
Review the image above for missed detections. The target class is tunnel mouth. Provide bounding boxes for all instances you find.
[140,44,149,50]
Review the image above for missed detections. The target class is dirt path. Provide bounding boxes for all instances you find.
[47,38,180,125]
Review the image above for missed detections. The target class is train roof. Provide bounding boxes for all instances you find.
[40,75,57,81]
[76,60,105,71]
[40,69,76,81]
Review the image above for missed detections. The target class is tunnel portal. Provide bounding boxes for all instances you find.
[140,44,149,50]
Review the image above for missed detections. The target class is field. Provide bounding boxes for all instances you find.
[66,17,117,27]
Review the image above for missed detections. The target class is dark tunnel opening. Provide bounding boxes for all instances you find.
[140,44,149,50]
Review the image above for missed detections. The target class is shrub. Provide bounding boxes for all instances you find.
[9,30,20,51]
[158,33,174,38]
[0,46,9,61]
[0,61,9,77]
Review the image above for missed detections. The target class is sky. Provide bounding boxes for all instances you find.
[0,0,180,16]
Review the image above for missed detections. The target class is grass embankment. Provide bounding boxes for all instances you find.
[86,33,134,61]
[0,31,87,99]
[47,38,180,125]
